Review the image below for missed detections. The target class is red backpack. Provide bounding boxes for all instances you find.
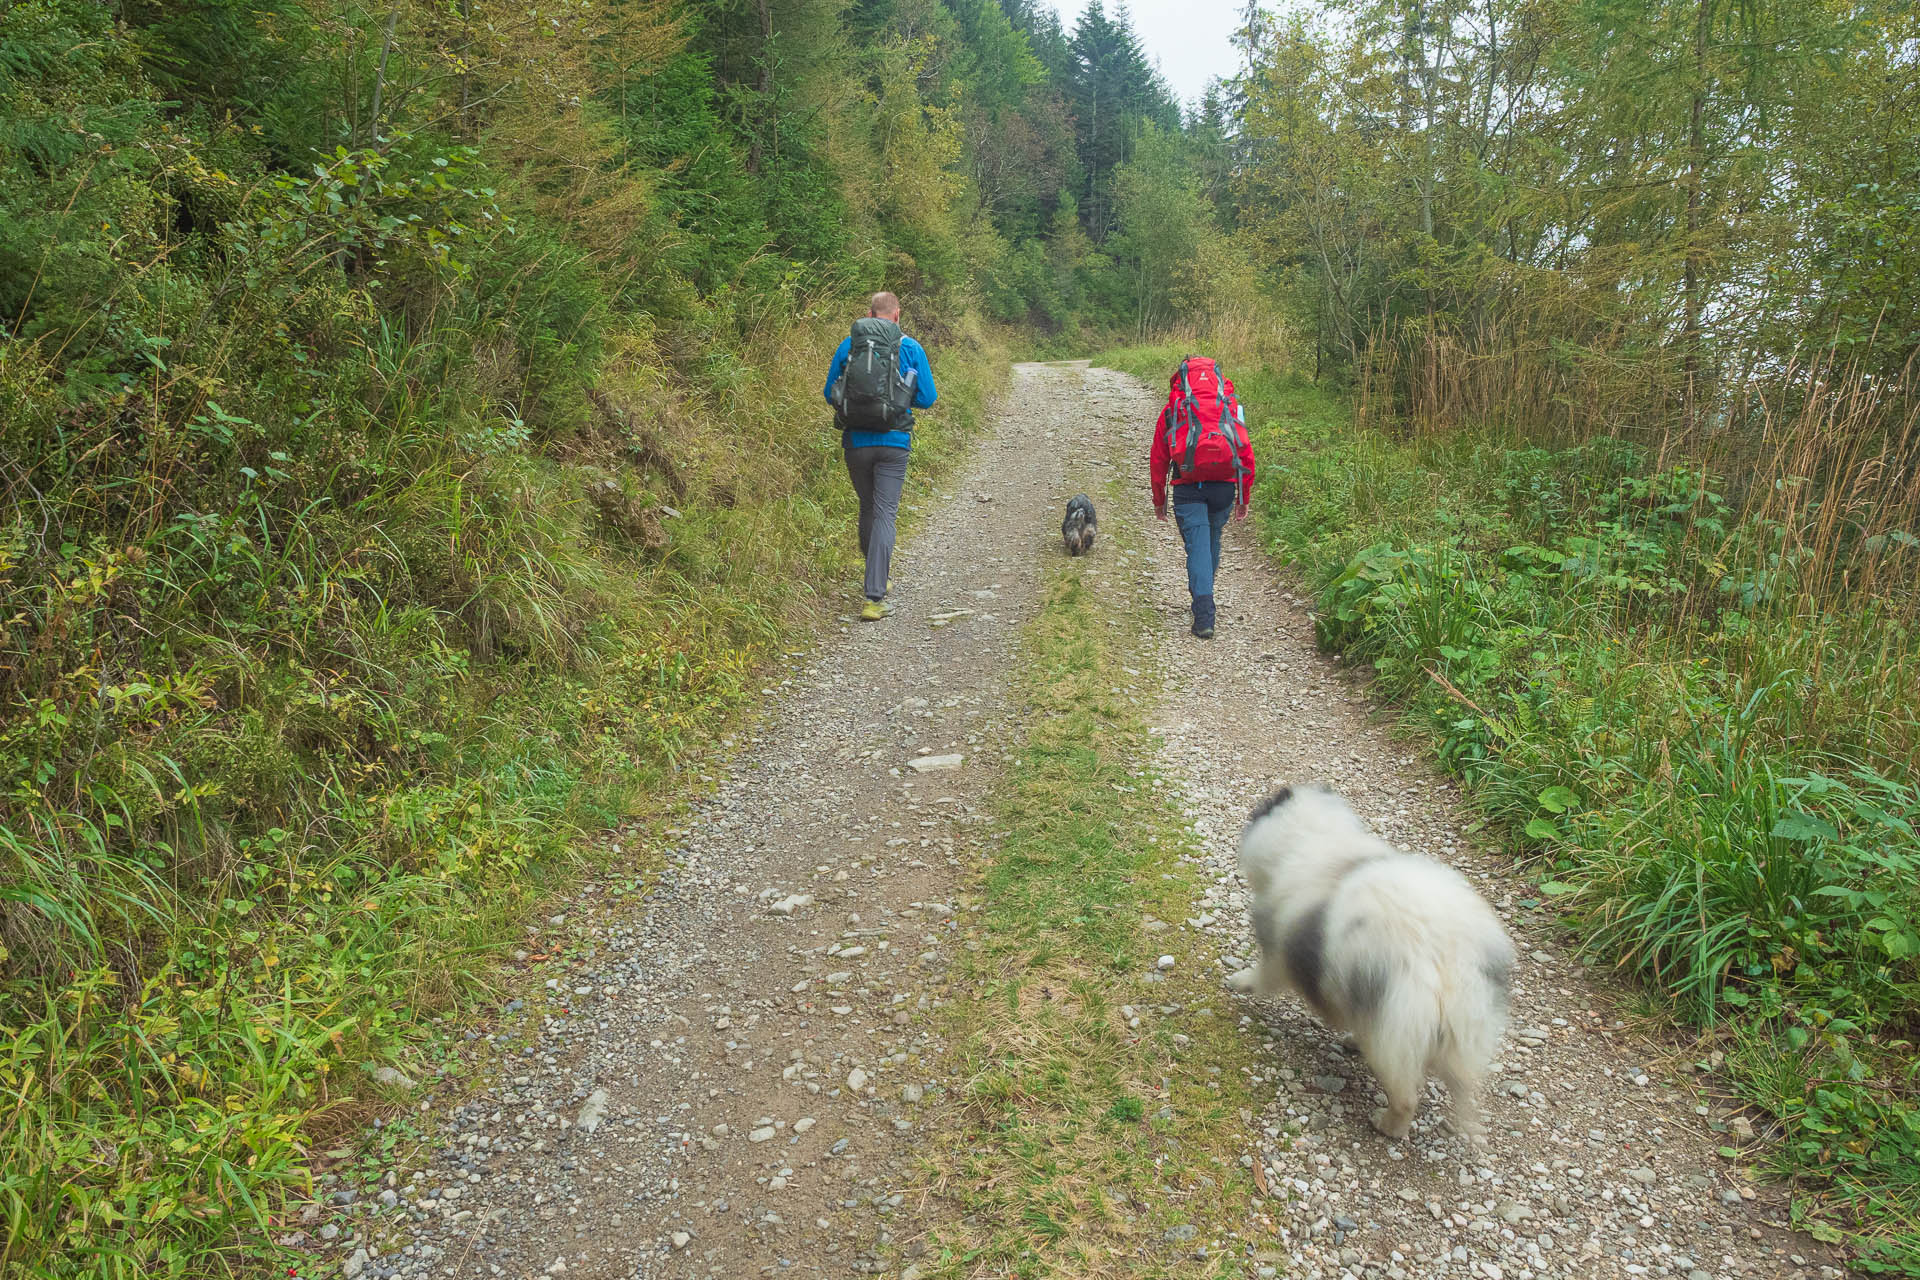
[1162,356,1249,485]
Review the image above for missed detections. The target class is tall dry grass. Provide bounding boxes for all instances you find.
[1360,328,1920,652]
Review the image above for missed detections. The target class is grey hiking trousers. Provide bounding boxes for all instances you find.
[843,445,909,602]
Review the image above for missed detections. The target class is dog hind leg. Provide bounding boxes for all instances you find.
[1225,957,1286,995]
[1357,991,1434,1141]
[1364,1045,1423,1141]
[1437,962,1505,1147]
[1437,1059,1487,1147]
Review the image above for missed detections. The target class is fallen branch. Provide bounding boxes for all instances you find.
[1423,664,1494,720]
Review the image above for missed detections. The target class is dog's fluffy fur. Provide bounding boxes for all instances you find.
[1061,494,1097,556]
[1228,784,1513,1143]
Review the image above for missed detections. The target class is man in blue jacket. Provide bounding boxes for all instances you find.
[824,292,937,621]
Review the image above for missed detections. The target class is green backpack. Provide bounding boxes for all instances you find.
[833,317,917,432]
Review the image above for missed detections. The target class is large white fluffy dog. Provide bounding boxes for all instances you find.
[1227,785,1514,1143]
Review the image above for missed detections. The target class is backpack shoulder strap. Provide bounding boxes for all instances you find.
[1178,360,1204,473]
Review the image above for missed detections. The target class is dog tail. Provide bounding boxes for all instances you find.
[1432,943,1512,1121]
[1463,944,1512,1054]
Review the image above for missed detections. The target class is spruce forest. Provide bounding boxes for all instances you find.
[2,0,1917,1275]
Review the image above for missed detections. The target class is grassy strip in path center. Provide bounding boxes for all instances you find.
[909,479,1271,1279]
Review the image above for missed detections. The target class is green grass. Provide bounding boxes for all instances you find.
[1099,342,1920,1272]
[908,477,1269,1279]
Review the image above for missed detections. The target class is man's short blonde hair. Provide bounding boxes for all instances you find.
[868,291,901,318]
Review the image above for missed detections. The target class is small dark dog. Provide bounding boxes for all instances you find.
[1061,494,1097,556]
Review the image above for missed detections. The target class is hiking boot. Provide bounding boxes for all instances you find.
[1191,593,1216,638]
[860,599,890,622]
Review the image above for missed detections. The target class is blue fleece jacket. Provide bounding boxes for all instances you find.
[823,332,937,451]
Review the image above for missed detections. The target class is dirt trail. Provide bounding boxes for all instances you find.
[325,363,1835,1280]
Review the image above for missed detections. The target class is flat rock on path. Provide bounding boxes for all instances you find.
[336,363,1839,1280]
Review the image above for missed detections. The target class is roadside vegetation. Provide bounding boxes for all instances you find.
[0,1,1024,1273]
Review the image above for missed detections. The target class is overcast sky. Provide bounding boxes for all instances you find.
[1032,0,1251,109]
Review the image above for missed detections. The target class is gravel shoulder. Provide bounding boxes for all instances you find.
[311,362,1838,1280]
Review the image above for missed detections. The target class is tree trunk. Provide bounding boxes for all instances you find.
[1314,293,1325,383]
[1682,0,1711,433]
[368,3,400,148]
[1415,0,1435,242]
[1086,81,1101,235]
[747,0,774,174]
[458,0,473,131]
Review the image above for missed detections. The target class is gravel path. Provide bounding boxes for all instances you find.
[311,363,1838,1280]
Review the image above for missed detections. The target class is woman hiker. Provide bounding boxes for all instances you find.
[1149,355,1256,639]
